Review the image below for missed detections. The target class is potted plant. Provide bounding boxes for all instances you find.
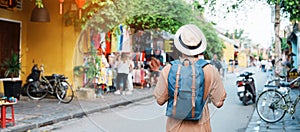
[0,51,23,100]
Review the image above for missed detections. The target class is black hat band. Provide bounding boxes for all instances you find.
[179,34,202,50]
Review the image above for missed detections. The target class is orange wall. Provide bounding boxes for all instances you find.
[0,1,79,92]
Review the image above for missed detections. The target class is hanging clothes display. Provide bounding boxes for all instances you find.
[105,32,111,55]
[122,26,132,52]
[93,31,101,50]
[116,24,123,52]
[100,32,106,54]
[111,31,117,53]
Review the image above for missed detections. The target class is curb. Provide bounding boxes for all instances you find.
[3,94,154,132]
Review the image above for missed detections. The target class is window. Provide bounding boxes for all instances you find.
[0,18,21,79]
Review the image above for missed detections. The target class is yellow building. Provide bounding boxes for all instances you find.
[218,34,248,73]
[0,1,78,94]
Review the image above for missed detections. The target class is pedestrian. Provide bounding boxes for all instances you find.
[260,59,267,72]
[150,56,161,86]
[114,52,134,95]
[221,58,228,80]
[210,54,222,74]
[127,58,135,94]
[154,24,226,132]
[266,59,273,78]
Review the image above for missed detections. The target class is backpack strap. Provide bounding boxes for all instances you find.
[196,59,209,68]
[172,64,181,116]
[196,59,210,100]
[170,60,181,65]
[191,65,196,118]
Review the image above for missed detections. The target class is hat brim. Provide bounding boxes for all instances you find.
[174,24,207,56]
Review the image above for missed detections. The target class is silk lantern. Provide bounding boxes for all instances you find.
[59,0,64,15]
[75,0,86,19]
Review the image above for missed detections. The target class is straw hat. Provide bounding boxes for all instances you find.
[174,24,207,56]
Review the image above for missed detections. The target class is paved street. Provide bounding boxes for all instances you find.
[1,67,300,132]
[28,67,263,132]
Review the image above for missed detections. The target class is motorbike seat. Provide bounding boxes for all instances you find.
[280,82,290,87]
[52,74,59,77]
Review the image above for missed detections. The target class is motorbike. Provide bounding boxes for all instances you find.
[21,64,40,96]
[236,71,256,105]
[21,62,74,103]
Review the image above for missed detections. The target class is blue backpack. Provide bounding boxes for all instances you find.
[166,59,208,120]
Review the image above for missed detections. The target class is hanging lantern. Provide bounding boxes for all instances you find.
[30,0,50,22]
[58,0,64,15]
[75,0,86,19]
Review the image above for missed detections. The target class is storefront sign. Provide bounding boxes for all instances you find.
[287,70,298,82]
[164,40,173,52]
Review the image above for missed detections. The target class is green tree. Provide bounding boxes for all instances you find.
[71,0,224,59]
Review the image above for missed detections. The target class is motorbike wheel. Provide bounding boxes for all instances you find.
[256,89,286,123]
[242,95,248,105]
[56,81,74,104]
[252,95,256,103]
[26,81,48,100]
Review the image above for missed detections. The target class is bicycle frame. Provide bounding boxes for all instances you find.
[268,75,300,115]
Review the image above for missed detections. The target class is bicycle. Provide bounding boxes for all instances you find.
[26,64,74,104]
[256,75,300,123]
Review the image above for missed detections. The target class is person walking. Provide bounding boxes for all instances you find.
[221,58,228,80]
[210,54,222,74]
[150,56,161,86]
[114,53,134,95]
[154,24,226,132]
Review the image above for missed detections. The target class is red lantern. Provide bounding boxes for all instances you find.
[75,0,86,19]
[58,0,64,15]
[9,0,12,6]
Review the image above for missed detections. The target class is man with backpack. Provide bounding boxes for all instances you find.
[154,24,226,132]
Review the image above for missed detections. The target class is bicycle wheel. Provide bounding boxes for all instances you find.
[256,89,287,123]
[26,81,48,100]
[56,81,74,104]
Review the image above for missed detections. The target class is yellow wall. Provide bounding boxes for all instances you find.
[222,38,248,72]
[222,41,234,64]
[238,52,248,67]
[0,1,79,94]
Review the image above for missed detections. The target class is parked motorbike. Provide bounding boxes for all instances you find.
[21,64,40,96]
[21,62,74,103]
[236,71,256,105]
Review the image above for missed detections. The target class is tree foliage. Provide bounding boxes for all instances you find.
[68,0,224,59]
[268,0,300,21]
[205,0,300,21]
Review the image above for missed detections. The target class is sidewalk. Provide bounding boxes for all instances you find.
[1,88,154,132]
[246,86,300,131]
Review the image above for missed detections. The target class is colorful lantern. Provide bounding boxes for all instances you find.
[75,0,86,19]
[58,0,64,15]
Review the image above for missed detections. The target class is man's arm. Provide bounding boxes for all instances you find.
[153,65,171,105]
[205,65,226,108]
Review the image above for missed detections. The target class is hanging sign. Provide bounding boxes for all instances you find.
[164,40,173,53]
